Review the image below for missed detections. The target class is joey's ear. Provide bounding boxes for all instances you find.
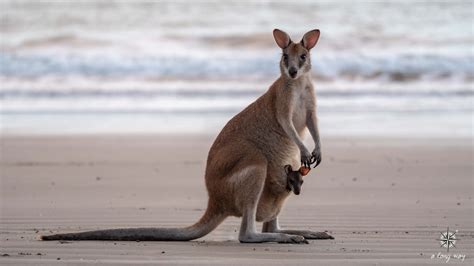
[301,29,320,50]
[284,164,293,174]
[273,29,291,49]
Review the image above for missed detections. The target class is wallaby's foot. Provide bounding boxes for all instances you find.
[262,218,334,240]
[278,230,334,240]
[239,232,308,244]
[278,234,309,244]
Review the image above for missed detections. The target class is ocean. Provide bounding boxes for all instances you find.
[1,0,472,137]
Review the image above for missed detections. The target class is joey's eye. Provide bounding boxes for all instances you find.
[301,180,304,184]
[300,54,307,60]
[283,54,288,60]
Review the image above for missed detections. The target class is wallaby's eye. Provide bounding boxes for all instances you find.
[300,54,307,60]
[283,54,288,60]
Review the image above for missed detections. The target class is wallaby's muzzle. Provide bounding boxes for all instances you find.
[289,67,298,78]
[294,188,301,195]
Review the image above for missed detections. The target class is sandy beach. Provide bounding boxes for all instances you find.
[0,134,472,265]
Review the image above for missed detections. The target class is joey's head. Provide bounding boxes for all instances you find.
[284,165,304,195]
[273,29,320,80]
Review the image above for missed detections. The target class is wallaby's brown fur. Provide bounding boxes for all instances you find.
[41,29,333,243]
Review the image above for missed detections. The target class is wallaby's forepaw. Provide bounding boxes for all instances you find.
[300,149,313,168]
[278,235,309,244]
[311,149,322,168]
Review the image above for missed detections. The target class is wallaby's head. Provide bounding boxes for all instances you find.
[284,165,304,195]
[273,29,320,80]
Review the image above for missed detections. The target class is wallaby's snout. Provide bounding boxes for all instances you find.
[293,183,301,195]
[273,29,320,80]
[289,67,298,78]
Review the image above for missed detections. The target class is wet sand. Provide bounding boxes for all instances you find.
[1,135,473,265]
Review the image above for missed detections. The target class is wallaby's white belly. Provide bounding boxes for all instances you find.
[292,93,308,134]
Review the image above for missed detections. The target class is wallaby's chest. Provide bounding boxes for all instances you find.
[291,85,312,134]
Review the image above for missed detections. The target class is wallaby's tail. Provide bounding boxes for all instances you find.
[41,202,225,241]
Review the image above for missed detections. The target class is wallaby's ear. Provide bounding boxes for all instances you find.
[284,164,293,174]
[301,29,320,50]
[273,29,291,49]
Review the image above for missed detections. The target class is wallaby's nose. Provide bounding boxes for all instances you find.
[289,67,298,78]
[294,188,301,195]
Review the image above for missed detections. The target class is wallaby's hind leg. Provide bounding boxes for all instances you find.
[262,216,334,240]
[236,165,307,244]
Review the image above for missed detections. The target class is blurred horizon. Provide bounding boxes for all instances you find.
[1,0,473,137]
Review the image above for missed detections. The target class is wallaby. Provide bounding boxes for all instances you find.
[285,165,305,195]
[41,29,333,243]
